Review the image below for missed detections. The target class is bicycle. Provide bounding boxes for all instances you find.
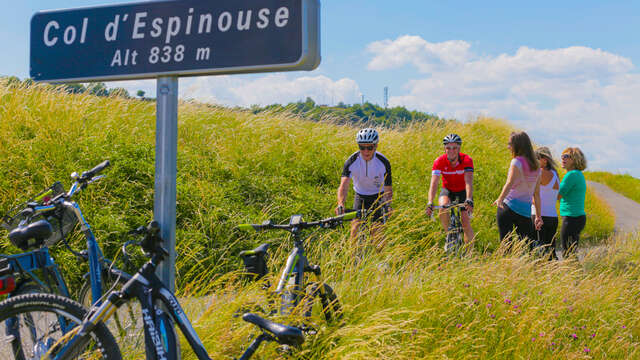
[237,211,358,329]
[344,202,390,266]
[0,161,139,358]
[431,202,467,255]
[0,221,306,360]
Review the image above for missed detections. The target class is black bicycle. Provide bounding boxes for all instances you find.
[237,211,358,328]
[0,221,305,360]
[432,202,467,255]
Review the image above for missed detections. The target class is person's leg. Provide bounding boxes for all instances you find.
[514,213,534,248]
[565,215,587,251]
[460,210,475,244]
[369,196,387,250]
[438,193,452,231]
[350,194,366,244]
[452,190,475,244]
[560,216,579,255]
[542,216,558,249]
[496,204,515,243]
[349,220,361,244]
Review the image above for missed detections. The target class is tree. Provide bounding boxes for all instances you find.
[136,90,145,99]
[63,83,86,94]
[109,87,130,98]
[87,82,108,97]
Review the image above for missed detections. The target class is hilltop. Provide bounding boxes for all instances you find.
[2,80,637,359]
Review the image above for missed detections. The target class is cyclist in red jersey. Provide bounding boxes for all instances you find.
[425,134,475,244]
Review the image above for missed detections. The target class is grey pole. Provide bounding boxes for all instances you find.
[155,76,178,292]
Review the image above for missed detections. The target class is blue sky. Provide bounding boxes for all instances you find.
[3,1,640,176]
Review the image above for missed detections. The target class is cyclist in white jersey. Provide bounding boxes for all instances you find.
[336,128,393,243]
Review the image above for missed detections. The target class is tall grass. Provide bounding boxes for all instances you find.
[180,228,640,359]
[0,81,614,287]
[0,82,625,358]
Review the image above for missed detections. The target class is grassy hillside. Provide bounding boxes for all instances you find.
[0,81,614,286]
[585,171,640,204]
[0,81,626,358]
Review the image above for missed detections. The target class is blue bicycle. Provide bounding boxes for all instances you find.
[0,161,139,359]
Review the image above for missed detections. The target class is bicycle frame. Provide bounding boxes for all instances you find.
[1,248,69,296]
[55,254,279,360]
[448,206,462,233]
[275,233,325,315]
[3,161,129,306]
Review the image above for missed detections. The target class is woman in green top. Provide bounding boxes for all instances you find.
[558,147,587,255]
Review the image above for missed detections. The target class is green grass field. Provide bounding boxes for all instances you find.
[0,81,628,359]
[585,171,640,204]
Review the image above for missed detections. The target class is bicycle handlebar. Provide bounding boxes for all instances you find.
[80,160,110,181]
[238,211,359,233]
[432,202,467,210]
[2,161,111,229]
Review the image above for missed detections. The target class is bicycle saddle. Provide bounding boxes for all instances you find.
[242,313,304,346]
[238,243,270,257]
[8,220,53,251]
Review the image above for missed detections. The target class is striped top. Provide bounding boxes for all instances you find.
[504,156,541,217]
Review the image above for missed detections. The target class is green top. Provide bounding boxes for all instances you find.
[559,170,586,217]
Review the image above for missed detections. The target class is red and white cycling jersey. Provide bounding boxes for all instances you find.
[431,153,474,192]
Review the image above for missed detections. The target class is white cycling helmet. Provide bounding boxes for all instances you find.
[356,128,379,144]
[443,133,462,145]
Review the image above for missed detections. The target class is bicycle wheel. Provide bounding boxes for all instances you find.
[444,231,462,255]
[0,293,121,360]
[78,273,143,354]
[303,282,343,324]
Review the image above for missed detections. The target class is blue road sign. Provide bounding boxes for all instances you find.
[30,0,320,82]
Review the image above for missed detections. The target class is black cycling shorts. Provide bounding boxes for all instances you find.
[439,188,467,211]
[354,193,386,223]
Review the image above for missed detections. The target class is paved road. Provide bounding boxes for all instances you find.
[587,181,640,233]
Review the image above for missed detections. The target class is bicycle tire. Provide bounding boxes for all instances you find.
[4,283,45,359]
[303,282,343,324]
[0,293,121,360]
[78,273,143,354]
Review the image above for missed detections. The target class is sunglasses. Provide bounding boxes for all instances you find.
[561,154,571,160]
[359,145,375,151]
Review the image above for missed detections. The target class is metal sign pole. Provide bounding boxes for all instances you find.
[155,76,178,292]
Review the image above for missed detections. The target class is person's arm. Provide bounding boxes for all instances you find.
[426,174,440,216]
[336,176,350,214]
[464,171,474,211]
[557,172,574,200]
[493,161,519,208]
[533,174,543,230]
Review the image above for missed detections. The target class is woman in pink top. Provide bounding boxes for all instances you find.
[493,132,543,246]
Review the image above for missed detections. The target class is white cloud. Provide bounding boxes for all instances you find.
[368,35,640,177]
[367,35,472,73]
[107,75,361,107]
[181,74,361,106]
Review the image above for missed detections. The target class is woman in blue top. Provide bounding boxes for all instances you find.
[558,147,587,255]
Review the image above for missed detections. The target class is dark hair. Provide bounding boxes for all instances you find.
[509,132,539,171]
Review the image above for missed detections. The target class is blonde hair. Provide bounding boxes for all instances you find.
[562,147,587,171]
[535,146,558,174]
